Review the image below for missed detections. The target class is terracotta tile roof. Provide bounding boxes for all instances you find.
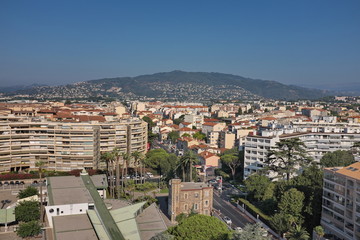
[199,151,217,158]
[332,162,360,180]
[179,127,196,132]
[101,112,117,116]
[204,118,219,122]
[260,117,277,121]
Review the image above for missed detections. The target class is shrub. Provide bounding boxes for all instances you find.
[238,198,271,225]
[17,186,38,199]
[16,220,42,238]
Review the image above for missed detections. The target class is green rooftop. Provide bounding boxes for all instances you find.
[0,208,15,224]
[110,202,146,240]
[81,174,125,240]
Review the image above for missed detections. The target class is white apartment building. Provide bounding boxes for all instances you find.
[321,162,360,240]
[184,114,204,129]
[244,125,360,178]
[0,117,147,172]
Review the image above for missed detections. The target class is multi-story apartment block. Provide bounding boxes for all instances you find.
[244,128,360,178]
[219,131,236,149]
[168,179,213,223]
[184,114,204,129]
[321,162,360,240]
[0,117,147,172]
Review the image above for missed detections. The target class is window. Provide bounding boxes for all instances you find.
[184,193,188,199]
[204,191,209,197]
[194,203,198,210]
[204,200,209,206]
[184,204,188,210]
[194,193,199,198]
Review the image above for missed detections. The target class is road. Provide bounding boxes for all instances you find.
[213,191,254,229]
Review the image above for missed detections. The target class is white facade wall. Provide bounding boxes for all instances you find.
[244,131,360,178]
[45,203,90,227]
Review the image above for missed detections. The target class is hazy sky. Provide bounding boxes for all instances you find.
[1,0,359,88]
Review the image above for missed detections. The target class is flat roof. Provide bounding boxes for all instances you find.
[47,176,93,205]
[90,174,108,189]
[53,214,98,240]
[180,182,212,190]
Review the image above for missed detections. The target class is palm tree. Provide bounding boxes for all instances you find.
[176,160,186,182]
[179,151,198,182]
[100,152,114,197]
[35,161,45,223]
[121,152,131,187]
[132,151,144,184]
[313,226,324,240]
[112,148,123,198]
[286,225,310,240]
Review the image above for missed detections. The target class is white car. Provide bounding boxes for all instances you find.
[234,227,243,232]
[223,216,232,225]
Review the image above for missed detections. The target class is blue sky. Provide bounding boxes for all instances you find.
[1,1,359,88]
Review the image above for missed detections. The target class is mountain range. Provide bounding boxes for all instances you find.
[1,71,334,101]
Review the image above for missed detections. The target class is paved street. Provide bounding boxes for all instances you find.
[213,191,254,229]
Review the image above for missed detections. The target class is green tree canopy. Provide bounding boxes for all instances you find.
[244,174,274,202]
[145,149,178,179]
[233,222,270,240]
[193,131,206,141]
[178,151,199,182]
[313,226,325,240]
[168,131,180,143]
[16,220,42,238]
[320,150,355,167]
[143,116,156,130]
[220,148,243,181]
[15,200,40,222]
[167,214,231,240]
[278,188,305,223]
[270,213,295,235]
[173,115,185,125]
[265,138,312,181]
[286,225,310,240]
[17,186,38,199]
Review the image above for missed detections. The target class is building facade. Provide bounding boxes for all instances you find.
[244,130,360,178]
[0,118,147,172]
[321,162,360,240]
[168,179,213,223]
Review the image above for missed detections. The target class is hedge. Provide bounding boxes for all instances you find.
[238,198,271,226]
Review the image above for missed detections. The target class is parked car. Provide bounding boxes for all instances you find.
[223,216,232,225]
[9,181,15,185]
[4,181,9,186]
[15,180,20,185]
[234,227,243,232]
[146,172,154,178]
[20,181,25,185]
